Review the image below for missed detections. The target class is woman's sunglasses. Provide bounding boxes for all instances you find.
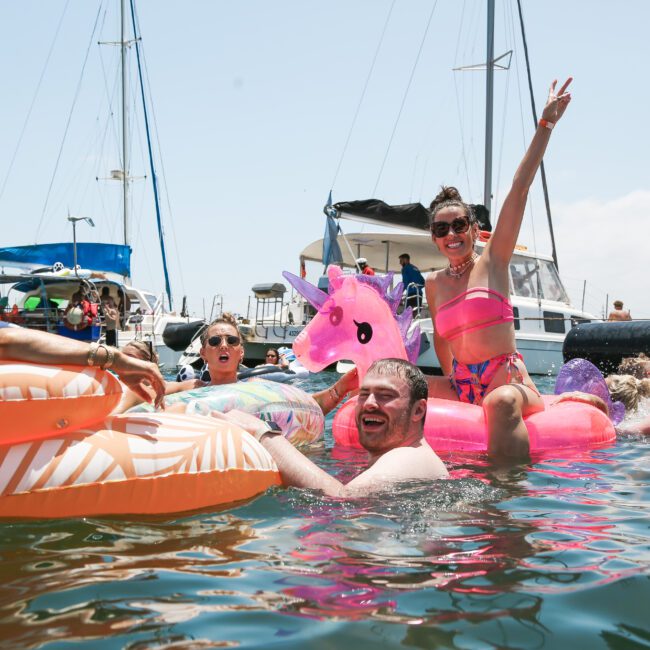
[430,217,471,238]
[266,353,278,359]
[207,335,241,347]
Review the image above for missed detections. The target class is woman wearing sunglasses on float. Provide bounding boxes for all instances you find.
[424,78,572,458]
[184,313,357,415]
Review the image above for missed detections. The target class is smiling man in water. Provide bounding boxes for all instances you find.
[214,358,448,496]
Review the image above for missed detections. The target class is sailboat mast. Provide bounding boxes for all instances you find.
[483,0,495,216]
[120,0,129,250]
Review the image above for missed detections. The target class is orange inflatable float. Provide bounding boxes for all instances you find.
[0,411,281,519]
[0,361,123,444]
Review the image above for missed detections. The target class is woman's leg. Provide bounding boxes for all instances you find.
[482,383,544,457]
[481,356,544,458]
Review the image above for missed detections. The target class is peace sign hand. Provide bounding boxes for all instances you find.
[541,77,572,124]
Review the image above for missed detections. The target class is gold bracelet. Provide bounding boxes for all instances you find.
[87,342,99,367]
[98,344,116,370]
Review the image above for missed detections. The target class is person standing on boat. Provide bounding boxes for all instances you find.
[424,78,572,458]
[608,300,631,321]
[100,286,119,347]
[212,358,448,496]
[398,253,425,315]
[356,258,375,276]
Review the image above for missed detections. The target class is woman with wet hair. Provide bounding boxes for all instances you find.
[424,78,572,458]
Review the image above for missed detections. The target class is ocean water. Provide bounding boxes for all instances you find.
[1,372,650,649]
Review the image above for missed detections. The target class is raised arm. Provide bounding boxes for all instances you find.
[487,78,572,265]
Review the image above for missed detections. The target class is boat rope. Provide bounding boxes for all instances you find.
[135,36,187,298]
[34,3,103,244]
[129,0,173,311]
[516,0,558,270]
[371,0,440,197]
[329,0,396,193]
[0,0,72,209]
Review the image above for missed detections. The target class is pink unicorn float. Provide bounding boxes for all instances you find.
[283,266,616,455]
[283,265,420,381]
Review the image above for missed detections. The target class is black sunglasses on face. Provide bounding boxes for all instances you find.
[266,353,278,358]
[208,335,241,347]
[430,217,471,238]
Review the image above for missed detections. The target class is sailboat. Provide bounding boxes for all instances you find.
[0,0,203,369]
[298,0,595,376]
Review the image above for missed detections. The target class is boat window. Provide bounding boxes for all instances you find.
[509,256,570,303]
[513,306,520,330]
[143,293,159,311]
[543,311,566,334]
[536,260,570,303]
[509,258,538,298]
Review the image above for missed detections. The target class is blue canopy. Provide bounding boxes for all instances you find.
[0,243,131,277]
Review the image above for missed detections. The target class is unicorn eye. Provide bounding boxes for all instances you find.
[329,306,343,326]
[354,320,373,344]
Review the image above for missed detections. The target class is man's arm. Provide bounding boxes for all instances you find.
[211,410,345,495]
[211,410,447,497]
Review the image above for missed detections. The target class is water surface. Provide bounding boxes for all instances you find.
[1,373,649,649]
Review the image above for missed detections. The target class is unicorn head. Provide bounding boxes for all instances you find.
[282,265,421,381]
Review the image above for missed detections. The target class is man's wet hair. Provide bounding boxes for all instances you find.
[366,358,428,406]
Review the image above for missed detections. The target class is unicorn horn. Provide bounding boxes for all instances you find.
[282,271,329,312]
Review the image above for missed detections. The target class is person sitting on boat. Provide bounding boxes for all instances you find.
[176,312,357,415]
[0,325,165,407]
[356,258,375,276]
[212,358,448,496]
[608,300,632,321]
[424,77,572,458]
[398,253,425,316]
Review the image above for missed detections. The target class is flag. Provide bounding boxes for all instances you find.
[322,191,342,267]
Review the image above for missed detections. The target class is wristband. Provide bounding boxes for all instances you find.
[253,420,282,442]
[538,118,554,130]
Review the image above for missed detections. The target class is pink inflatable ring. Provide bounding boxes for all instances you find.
[332,395,616,453]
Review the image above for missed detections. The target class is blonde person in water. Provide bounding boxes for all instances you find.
[424,78,572,458]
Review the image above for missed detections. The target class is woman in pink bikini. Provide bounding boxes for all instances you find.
[424,78,572,458]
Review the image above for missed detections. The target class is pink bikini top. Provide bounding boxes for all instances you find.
[434,287,514,341]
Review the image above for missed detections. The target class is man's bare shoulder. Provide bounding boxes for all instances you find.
[343,441,448,495]
[371,441,448,479]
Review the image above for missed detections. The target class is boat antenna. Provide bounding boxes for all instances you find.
[129,0,173,310]
[516,0,559,270]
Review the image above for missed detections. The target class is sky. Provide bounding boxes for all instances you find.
[1,0,649,320]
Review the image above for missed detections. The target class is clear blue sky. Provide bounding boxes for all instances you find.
[1,0,649,319]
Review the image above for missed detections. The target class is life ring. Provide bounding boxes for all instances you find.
[63,300,99,331]
[0,361,123,444]
[0,412,281,519]
[130,379,324,446]
[332,395,616,453]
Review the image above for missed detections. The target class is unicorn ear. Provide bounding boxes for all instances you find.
[327,265,344,291]
[282,271,329,311]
